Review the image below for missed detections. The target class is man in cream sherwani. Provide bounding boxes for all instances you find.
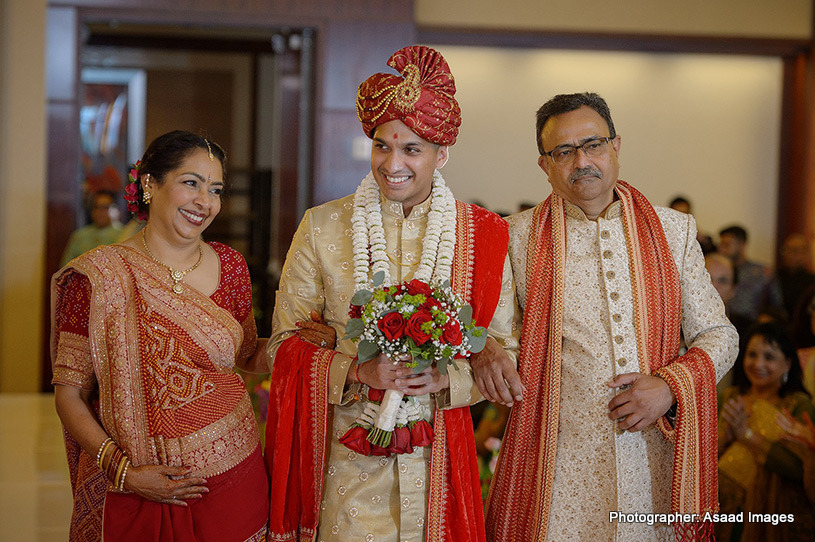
[476,92,739,542]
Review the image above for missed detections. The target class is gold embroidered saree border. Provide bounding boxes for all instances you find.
[150,396,259,478]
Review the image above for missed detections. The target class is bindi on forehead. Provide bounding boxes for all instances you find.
[393,133,399,140]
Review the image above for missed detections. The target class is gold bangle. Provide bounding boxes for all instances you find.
[106,448,124,482]
[116,459,131,492]
[96,438,113,468]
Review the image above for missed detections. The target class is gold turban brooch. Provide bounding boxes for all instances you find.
[356,45,461,146]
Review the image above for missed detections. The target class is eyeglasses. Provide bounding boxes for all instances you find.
[542,137,611,165]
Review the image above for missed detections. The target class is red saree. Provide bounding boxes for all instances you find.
[265,201,508,541]
[486,182,718,542]
[51,243,269,542]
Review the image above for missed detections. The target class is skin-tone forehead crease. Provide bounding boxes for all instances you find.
[550,135,608,150]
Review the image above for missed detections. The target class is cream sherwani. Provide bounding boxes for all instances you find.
[269,193,520,542]
[505,199,738,542]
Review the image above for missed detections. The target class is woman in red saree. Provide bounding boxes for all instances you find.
[51,131,269,542]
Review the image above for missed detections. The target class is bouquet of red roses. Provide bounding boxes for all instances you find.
[339,271,487,455]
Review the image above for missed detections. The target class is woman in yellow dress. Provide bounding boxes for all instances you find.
[717,322,815,541]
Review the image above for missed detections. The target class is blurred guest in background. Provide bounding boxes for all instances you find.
[718,224,784,325]
[60,190,123,266]
[717,322,815,541]
[793,285,815,397]
[771,233,815,319]
[669,194,716,254]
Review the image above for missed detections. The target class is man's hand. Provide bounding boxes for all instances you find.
[356,353,414,390]
[470,336,525,406]
[398,366,450,396]
[606,373,675,432]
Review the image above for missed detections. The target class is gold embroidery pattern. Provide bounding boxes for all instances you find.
[53,331,96,390]
[245,524,268,542]
[393,63,421,113]
[356,46,461,146]
[150,397,259,478]
[453,201,475,304]
[426,409,449,541]
[310,347,336,531]
[485,199,565,541]
[424,200,472,540]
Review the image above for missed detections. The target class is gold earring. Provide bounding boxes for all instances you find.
[143,183,152,204]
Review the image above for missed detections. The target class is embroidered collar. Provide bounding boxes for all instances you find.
[563,199,622,221]
[380,193,432,219]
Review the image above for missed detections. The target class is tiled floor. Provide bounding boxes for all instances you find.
[0,394,72,541]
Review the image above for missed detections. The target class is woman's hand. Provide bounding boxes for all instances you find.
[124,464,209,507]
[721,396,749,441]
[295,310,336,349]
[778,410,815,448]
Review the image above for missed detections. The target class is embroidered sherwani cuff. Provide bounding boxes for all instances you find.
[327,352,356,405]
[437,360,480,409]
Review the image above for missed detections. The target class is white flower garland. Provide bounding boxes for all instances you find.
[351,170,456,291]
[348,169,458,445]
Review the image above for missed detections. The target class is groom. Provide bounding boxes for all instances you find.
[263,45,520,542]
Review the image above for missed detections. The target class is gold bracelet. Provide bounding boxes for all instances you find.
[116,459,131,492]
[95,438,113,468]
[105,447,124,483]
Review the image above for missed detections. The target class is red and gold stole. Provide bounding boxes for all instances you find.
[265,201,507,542]
[486,181,718,542]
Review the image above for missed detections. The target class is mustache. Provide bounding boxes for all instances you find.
[570,166,602,182]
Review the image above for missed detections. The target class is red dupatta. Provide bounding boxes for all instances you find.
[266,201,507,541]
[486,182,718,542]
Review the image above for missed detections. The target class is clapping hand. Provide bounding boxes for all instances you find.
[721,396,750,441]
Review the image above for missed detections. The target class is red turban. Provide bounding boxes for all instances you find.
[356,45,461,146]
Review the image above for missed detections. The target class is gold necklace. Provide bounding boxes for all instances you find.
[141,227,204,294]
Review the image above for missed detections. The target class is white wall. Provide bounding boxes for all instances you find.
[434,46,783,264]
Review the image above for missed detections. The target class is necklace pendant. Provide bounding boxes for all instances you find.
[172,282,184,294]
[171,269,184,281]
